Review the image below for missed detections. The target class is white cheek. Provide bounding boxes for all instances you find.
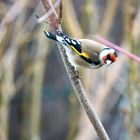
[99,51,108,64]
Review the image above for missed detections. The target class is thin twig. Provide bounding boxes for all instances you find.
[40,0,110,139]
[63,0,83,37]
[98,0,119,36]
[58,0,63,24]
[38,0,61,23]
[0,0,27,44]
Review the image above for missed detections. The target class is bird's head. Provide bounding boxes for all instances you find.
[99,48,117,66]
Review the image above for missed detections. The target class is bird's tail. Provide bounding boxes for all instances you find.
[44,31,57,41]
[44,30,66,45]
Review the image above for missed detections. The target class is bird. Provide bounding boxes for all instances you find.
[44,30,117,69]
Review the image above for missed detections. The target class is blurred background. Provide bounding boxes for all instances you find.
[0,0,140,140]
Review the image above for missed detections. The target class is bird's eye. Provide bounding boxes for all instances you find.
[107,54,111,60]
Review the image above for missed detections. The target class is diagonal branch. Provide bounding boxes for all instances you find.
[38,0,61,23]
[40,0,110,139]
[96,35,140,62]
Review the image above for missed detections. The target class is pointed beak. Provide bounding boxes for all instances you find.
[106,60,112,66]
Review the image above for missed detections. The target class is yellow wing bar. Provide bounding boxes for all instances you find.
[70,46,89,59]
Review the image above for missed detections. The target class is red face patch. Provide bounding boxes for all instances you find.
[110,53,116,62]
[103,55,107,63]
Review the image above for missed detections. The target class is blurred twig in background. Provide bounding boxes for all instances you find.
[98,0,118,36]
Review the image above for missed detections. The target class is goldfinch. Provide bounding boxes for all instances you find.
[44,30,117,69]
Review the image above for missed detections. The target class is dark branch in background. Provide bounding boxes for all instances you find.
[58,0,63,24]
[40,0,110,139]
